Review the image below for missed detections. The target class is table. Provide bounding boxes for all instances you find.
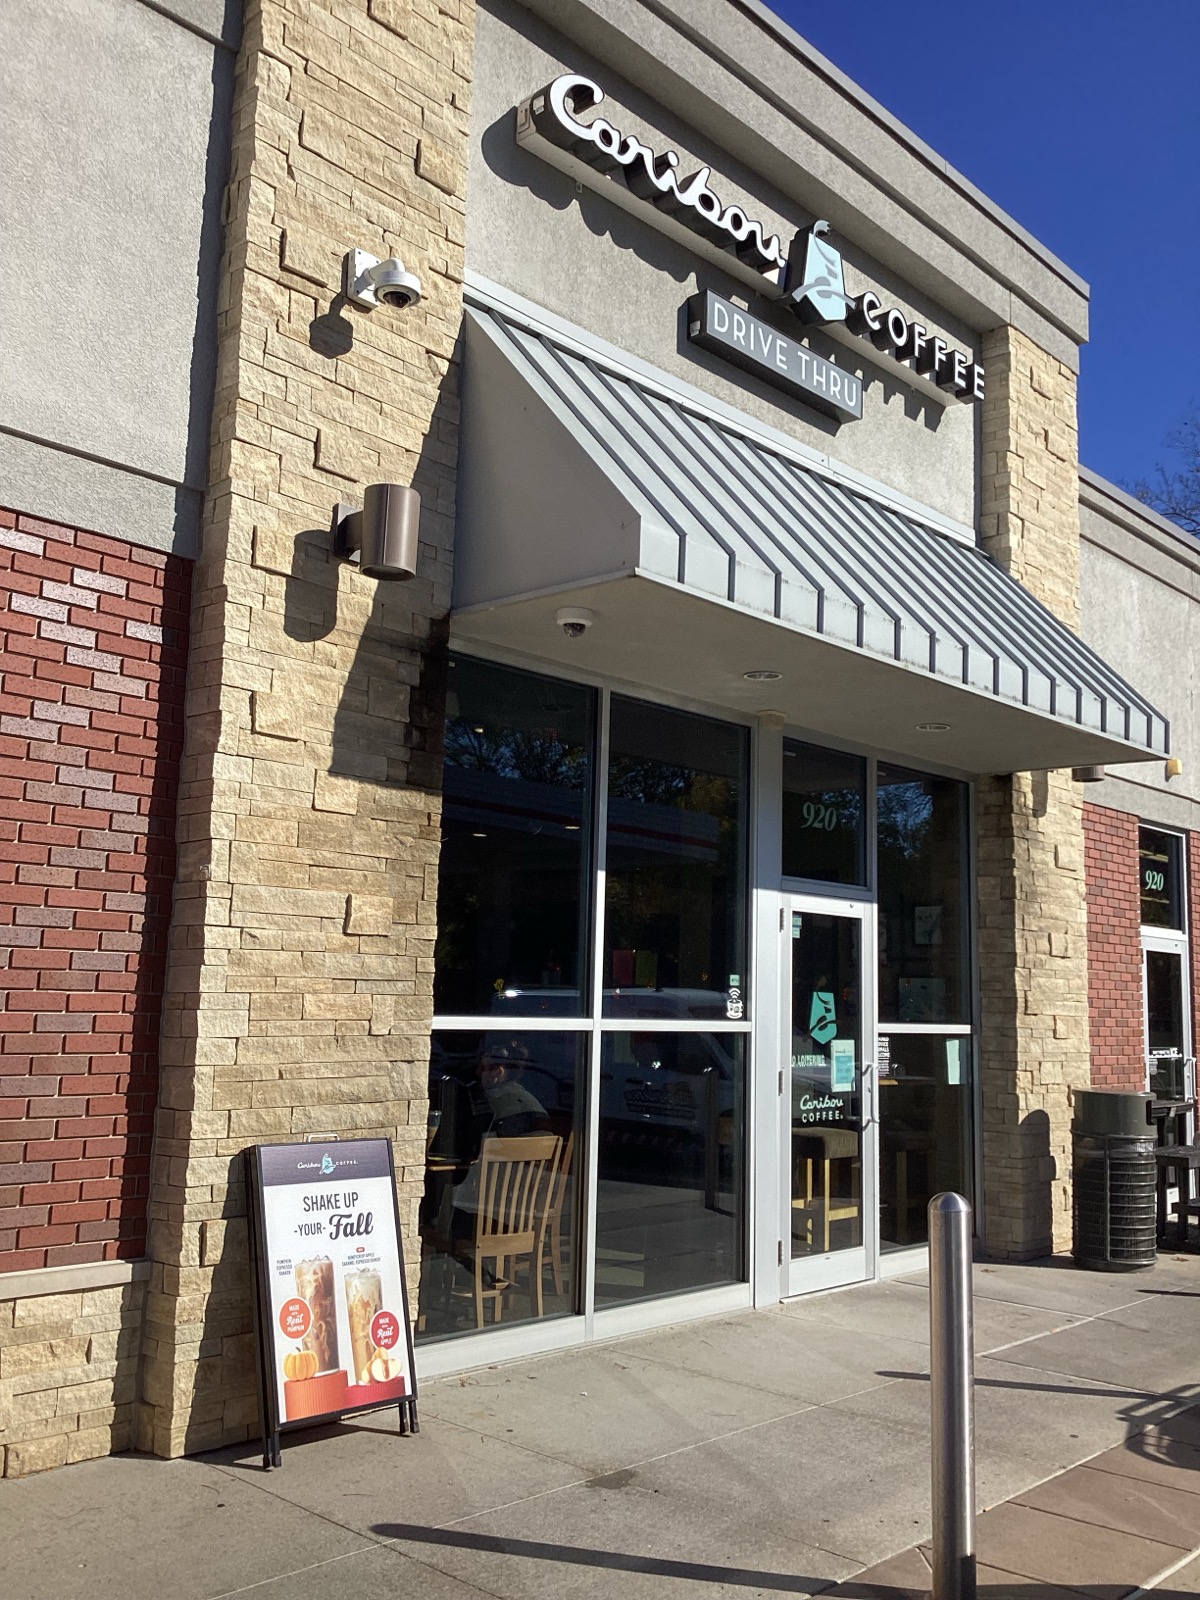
[884,1128,937,1245]
[1149,1098,1195,1149]
[1154,1144,1200,1248]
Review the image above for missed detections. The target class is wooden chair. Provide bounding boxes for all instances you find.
[886,1129,937,1245]
[536,1131,575,1296]
[793,1129,861,1252]
[454,1134,561,1328]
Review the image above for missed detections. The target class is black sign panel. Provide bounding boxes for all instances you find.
[246,1138,419,1467]
[1138,826,1183,930]
[689,292,863,420]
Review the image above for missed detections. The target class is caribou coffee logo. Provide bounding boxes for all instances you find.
[516,73,984,403]
[788,221,984,399]
[523,74,788,282]
[787,221,852,325]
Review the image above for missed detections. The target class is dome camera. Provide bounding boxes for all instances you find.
[343,248,423,311]
[556,606,595,639]
[370,258,423,308]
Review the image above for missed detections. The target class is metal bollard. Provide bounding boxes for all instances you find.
[929,1192,976,1600]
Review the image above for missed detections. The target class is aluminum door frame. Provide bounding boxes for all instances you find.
[1142,930,1196,1144]
[781,889,878,1299]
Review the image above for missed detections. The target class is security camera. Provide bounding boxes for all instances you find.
[371,259,423,308]
[343,248,423,310]
[556,606,595,639]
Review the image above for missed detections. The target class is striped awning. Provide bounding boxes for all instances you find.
[455,299,1168,768]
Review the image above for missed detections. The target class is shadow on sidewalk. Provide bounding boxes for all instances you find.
[373,1519,1195,1599]
[877,1369,1200,1469]
[374,1521,830,1593]
[372,1388,1200,1599]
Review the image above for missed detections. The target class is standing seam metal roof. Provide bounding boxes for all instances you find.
[469,305,1168,756]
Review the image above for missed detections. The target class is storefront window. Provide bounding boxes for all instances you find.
[604,698,748,1019]
[877,1032,972,1250]
[1139,826,1184,930]
[416,1031,583,1341]
[434,657,594,1016]
[595,1032,744,1305]
[877,764,969,1024]
[782,739,867,885]
[426,677,753,1346]
[1145,950,1188,1101]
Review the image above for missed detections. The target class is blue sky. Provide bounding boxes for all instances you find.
[765,0,1200,492]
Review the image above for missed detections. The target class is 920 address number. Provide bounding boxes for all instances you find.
[801,801,842,831]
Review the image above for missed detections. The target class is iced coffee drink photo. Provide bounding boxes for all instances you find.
[294,1257,339,1373]
[345,1268,382,1384]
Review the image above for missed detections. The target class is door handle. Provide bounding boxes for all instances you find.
[863,1063,876,1127]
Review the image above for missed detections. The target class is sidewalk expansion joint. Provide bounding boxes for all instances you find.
[1130,1539,1200,1595]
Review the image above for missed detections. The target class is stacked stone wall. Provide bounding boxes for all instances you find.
[976,326,1092,1259]
[137,0,473,1458]
[1082,802,1144,1089]
[0,1268,148,1477]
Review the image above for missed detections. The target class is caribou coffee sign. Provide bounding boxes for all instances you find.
[516,74,984,405]
[523,73,789,280]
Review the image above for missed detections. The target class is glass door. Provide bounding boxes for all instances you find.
[785,893,875,1295]
[1143,936,1195,1144]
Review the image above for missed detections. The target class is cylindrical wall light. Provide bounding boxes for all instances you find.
[334,483,420,581]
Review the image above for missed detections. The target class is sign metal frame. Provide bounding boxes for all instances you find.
[246,1137,419,1469]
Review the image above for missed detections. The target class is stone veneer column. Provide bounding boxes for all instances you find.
[976,325,1092,1260]
[137,0,472,1456]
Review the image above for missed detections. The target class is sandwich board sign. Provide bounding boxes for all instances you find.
[246,1137,418,1467]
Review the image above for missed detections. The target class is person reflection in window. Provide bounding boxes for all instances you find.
[471,1042,549,1139]
[447,1044,550,1281]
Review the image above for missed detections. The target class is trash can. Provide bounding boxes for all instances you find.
[1072,1089,1157,1270]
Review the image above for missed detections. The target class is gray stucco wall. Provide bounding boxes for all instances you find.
[515,0,1089,362]
[1078,471,1200,834]
[468,0,981,528]
[0,0,238,555]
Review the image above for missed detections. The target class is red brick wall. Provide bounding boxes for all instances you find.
[1191,832,1200,1069]
[0,509,190,1270]
[1083,801,1145,1088]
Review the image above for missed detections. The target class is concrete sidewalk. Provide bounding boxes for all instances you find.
[1,1253,1198,1599]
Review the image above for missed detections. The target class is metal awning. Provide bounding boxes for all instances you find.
[454,298,1168,775]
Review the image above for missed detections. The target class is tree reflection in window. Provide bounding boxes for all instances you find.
[435,658,594,1017]
[877,765,967,1025]
[604,698,747,1019]
[877,780,934,859]
[444,721,589,791]
[782,740,866,884]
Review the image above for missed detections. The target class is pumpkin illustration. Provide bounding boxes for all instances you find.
[284,1348,318,1382]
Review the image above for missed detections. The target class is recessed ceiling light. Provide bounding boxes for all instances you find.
[743,669,782,682]
[916,722,950,732]
[471,830,487,838]
[564,824,580,831]
[473,725,485,734]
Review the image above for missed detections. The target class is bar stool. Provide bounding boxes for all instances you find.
[794,1129,860,1251]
